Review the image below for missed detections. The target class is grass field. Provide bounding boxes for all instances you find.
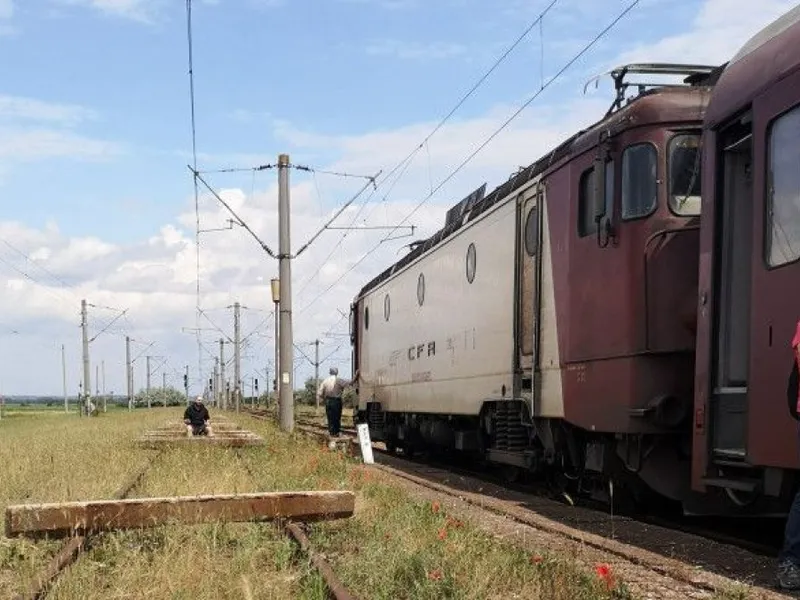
[0,408,752,599]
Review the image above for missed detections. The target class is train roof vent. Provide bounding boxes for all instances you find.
[444,183,487,228]
[584,63,719,117]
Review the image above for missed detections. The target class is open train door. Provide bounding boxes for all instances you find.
[706,111,754,472]
[515,185,543,413]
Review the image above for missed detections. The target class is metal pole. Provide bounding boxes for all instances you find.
[185,365,190,404]
[162,371,166,391]
[278,153,294,433]
[62,344,68,413]
[219,339,226,410]
[213,358,219,408]
[234,302,241,412]
[274,303,279,402]
[126,336,132,411]
[314,339,320,411]
[146,355,152,409]
[81,299,91,417]
[102,360,106,413]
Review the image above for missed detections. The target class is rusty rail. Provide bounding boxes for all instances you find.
[233,425,360,600]
[13,452,160,600]
[285,522,360,600]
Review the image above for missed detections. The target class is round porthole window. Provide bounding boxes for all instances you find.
[384,294,390,321]
[364,306,370,330]
[466,242,476,283]
[417,273,425,306]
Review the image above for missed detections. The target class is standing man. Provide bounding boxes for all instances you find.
[317,366,358,438]
[778,319,800,590]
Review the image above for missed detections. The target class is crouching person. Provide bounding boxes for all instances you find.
[184,396,213,437]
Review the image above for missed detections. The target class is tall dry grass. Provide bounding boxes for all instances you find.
[0,409,755,599]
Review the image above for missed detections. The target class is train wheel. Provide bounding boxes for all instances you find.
[385,438,398,453]
[502,465,522,483]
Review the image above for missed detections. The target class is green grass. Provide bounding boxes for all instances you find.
[0,408,761,599]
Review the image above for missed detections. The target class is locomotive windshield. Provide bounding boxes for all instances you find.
[668,133,701,216]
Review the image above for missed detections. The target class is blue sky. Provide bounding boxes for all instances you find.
[0,0,795,395]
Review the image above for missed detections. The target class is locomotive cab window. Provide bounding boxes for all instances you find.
[766,105,800,267]
[668,133,702,216]
[578,160,614,237]
[621,143,657,220]
[364,306,369,330]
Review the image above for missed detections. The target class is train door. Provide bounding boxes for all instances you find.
[515,188,541,407]
[709,113,753,465]
[746,71,800,469]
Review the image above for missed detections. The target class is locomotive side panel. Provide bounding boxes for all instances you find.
[357,199,517,416]
[534,187,565,418]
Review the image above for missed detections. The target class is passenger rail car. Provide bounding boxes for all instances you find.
[691,5,800,516]
[350,2,800,518]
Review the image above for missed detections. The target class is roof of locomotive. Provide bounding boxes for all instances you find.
[354,80,713,303]
[705,4,800,127]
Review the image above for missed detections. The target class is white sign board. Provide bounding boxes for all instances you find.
[356,423,374,464]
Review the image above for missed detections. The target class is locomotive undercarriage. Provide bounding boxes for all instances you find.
[357,399,685,511]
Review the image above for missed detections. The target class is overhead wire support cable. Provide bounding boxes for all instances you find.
[293,171,381,258]
[298,0,642,316]
[190,167,278,258]
[89,309,129,343]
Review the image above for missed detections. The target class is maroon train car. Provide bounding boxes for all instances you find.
[691,5,800,516]
[353,63,716,508]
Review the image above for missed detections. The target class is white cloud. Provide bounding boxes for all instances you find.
[366,39,467,60]
[0,96,119,164]
[0,0,13,20]
[1,0,795,395]
[0,95,97,126]
[0,128,121,161]
[614,0,799,65]
[53,0,163,23]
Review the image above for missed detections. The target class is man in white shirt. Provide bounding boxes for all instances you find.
[316,366,358,437]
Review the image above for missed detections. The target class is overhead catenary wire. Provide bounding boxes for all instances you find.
[297,0,642,317]
[291,0,562,307]
[185,0,204,389]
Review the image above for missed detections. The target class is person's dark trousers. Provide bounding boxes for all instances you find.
[781,427,800,566]
[326,396,342,436]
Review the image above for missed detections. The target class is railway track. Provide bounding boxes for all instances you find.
[15,418,360,600]
[265,412,788,597]
[291,416,782,555]
[14,450,164,600]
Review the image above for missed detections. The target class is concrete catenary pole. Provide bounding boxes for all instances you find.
[62,344,68,413]
[126,336,132,411]
[213,357,219,407]
[234,301,241,412]
[146,355,152,409]
[277,153,294,433]
[81,299,91,417]
[314,339,320,411]
[219,338,226,410]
